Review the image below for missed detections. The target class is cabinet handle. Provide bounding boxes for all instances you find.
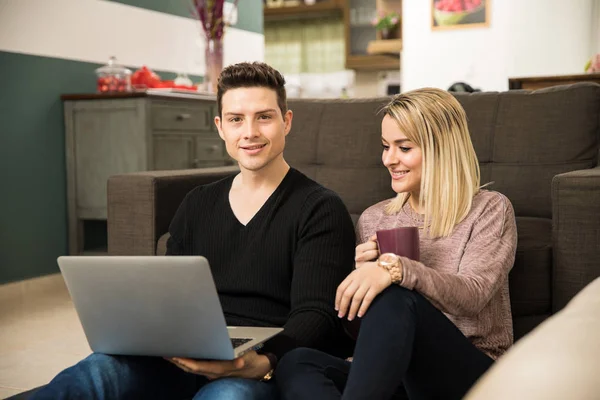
[192,159,199,168]
[176,113,191,121]
[207,145,220,153]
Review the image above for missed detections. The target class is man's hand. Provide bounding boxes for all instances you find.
[166,351,271,380]
[354,235,379,268]
[335,261,392,321]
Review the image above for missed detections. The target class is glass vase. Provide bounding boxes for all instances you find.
[204,38,224,94]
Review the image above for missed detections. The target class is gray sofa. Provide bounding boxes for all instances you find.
[107,82,600,343]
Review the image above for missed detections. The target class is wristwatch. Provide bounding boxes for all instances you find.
[261,369,274,382]
[258,351,277,382]
[378,253,404,284]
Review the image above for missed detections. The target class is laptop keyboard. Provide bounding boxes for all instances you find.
[231,337,253,349]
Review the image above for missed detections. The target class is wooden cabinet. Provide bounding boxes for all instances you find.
[509,73,600,90]
[344,0,402,71]
[62,92,231,255]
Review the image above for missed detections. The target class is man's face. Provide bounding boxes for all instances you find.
[215,87,292,172]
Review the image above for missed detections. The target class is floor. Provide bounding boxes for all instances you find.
[0,274,91,398]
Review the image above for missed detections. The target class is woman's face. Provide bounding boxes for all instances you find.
[381,114,422,195]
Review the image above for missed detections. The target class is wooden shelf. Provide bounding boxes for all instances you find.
[367,39,402,55]
[346,54,400,71]
[342,0,403,71]
[264,0,343,21]
[509,73,600,90]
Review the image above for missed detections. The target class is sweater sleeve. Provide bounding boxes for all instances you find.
[400,195,517,317]
[166,189,196,256]
[260,190,356,359]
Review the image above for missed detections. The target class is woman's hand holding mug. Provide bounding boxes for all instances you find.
[354,235,379,269]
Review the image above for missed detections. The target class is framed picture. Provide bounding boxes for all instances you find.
[431,0,490,31]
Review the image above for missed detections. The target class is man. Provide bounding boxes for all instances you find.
[32,62,355,399]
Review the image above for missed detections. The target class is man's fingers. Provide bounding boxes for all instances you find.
[233,356,245,369]
[170,358,237,376]
[347,285,368,321]
[166,357,195,374]
[165,357,184,369]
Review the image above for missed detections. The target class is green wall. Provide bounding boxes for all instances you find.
[0,52,203,284]
[0,0,263,284]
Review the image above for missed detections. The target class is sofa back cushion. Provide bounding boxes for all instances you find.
[285,84,600,219]
[455,83,600,218]
[285,98,395,217]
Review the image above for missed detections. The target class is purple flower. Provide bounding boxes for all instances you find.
[191,0,238,40]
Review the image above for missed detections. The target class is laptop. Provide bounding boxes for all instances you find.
[57,256,283,360]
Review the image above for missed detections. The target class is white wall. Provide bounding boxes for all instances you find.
[0,0,264,76]
[401,0,594,92]
[592,0,600,53]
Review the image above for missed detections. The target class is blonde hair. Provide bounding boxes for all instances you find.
[382,88,480,238]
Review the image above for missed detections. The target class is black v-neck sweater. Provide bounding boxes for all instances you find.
[167,168,356,359]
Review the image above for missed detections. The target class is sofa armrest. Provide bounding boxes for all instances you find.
[551,166,600,312]
[107,166,239,255]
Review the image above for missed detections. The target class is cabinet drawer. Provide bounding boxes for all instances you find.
[195,138,225,162]
[153,135,195,170]
[151,105,212,131]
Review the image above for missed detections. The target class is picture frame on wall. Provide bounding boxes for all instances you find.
[431,0,490,31]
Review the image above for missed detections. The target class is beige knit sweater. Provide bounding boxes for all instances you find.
[356,190,517,359]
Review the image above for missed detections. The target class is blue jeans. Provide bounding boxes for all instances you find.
[276,286,494,400]
[30,353,278,400]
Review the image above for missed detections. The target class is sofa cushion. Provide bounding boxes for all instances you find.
[287,84,600,221]
[286,98,395,216]
[455,83,600,219]
[509,217,552,317]
[512,314,550,342]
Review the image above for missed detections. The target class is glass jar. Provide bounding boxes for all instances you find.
[95,56,132,93]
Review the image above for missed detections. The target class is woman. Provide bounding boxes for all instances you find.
[275,88,517,400]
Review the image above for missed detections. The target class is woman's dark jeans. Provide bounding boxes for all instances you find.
[276,286,494,400]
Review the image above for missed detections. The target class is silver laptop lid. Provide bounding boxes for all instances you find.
[58,256,236,360]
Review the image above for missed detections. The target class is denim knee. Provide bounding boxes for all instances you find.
[81,353,120,367]
[77,353,125,378]
[193,377,277,400]
[30,353,126,400]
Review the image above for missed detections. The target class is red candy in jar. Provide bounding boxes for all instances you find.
[95,56,132,93]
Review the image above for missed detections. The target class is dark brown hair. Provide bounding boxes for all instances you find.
[217,62,287,118]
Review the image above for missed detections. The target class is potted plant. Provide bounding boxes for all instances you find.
[585,54,600,73]
[371,10,400,40]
